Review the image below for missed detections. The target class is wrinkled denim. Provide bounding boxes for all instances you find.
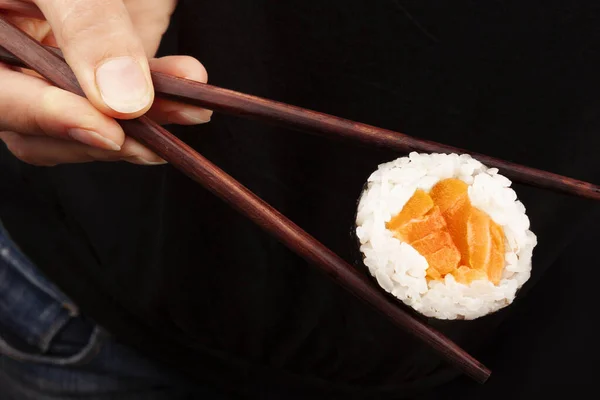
[0,222,233,400]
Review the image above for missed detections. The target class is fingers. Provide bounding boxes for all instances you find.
[0,51,212,168]
[0,1,210,168]
[0,131,166,166]
[145,55,213,125]
[33,0,154,118]
[0,63,125,150]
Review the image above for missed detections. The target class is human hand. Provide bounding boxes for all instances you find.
[0,0,212,166]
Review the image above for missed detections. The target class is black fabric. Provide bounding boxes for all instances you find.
[1,1,599,398]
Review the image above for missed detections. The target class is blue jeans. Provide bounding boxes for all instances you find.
[0,222,234,400]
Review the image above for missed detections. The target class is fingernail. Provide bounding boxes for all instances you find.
[95,57,152,113]
[128,156,167,166]
[68,128,121,151]
[168,110,212,125]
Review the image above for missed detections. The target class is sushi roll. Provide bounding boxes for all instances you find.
[355,152,537,320]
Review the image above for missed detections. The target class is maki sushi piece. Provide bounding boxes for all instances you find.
[355,152,537,320]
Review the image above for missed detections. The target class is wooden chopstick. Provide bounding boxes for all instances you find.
[1,44,598,202]
[0,16,491,383]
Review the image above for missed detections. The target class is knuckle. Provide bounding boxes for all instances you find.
[37,86,64,117]
[38,86,104,132]
[29,86,62,136]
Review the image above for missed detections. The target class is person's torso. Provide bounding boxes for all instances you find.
[2,1,600,397]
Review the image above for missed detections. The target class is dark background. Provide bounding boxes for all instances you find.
[2,1,600,399]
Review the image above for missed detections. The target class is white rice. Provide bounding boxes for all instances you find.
[355,152,537,320]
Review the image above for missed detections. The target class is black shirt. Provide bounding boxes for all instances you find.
[2,1,600,398]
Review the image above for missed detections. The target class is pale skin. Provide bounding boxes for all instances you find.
[0,0,212,166]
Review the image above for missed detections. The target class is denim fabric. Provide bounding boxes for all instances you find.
[0,222,235,400]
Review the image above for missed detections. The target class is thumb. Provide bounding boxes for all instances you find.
[33,0,154,119]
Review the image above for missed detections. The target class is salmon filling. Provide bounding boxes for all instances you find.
[386,178,505,285]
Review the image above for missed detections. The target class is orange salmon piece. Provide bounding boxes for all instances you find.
[395,206,447,243]
[444,196,471,266]
[487,221,506,285]
[386,189,434,231]
[424,246,461,275]
[429,178,469,213]
[452,265,488,284]
[386,178,508,285]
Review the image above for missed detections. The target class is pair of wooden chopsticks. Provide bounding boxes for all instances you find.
[0,16,595,385]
